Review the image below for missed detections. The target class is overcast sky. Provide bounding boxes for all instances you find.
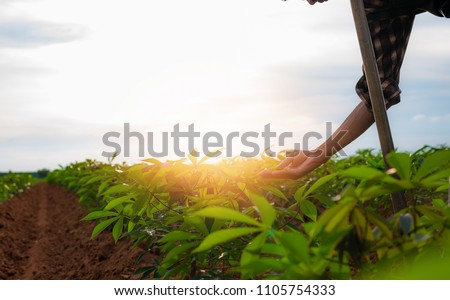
[1,0,449,171]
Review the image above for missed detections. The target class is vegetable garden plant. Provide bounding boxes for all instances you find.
[43,145,450,279]
[0,173,38,202]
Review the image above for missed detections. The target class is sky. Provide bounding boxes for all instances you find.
[0,0,449,171]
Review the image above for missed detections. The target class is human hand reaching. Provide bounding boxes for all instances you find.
[259,150,329,180]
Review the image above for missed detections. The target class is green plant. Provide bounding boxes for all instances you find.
[47,145,450,279]
[0,173,38,201]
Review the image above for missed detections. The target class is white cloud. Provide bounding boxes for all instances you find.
[430,115,442,122]
[0,19,87,48]
[410,113,450,123]
[412,114,426,121]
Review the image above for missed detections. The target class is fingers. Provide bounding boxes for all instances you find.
[260,154,306,179]
[275,157,294,170]
[260,149,322,180]
[260,160,313,180]
[273,150,308,170]
[260,151,328,180]
[290,152,308,167]
[307,0,328,5]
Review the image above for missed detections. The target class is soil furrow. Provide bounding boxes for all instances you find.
[0,183,152,280]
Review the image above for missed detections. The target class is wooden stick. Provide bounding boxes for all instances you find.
[350,0,406,213]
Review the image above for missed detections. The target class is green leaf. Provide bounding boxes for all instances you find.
[304,173,337,197]
[276,230,309,264]
[299,200,317,222]
[238,257,287,274]
[210,217,227,233]
[314,194,335,207]
[127,220,136,233]
[340,167,385,180]
[314,199,356,237]
[240,231,267,278]
[435,183,450,192]
[193,227,262,253]
[188,150,198,165]
[81,210,118,221]
[184,216,209,235]
[97,179,113,196]
[386,152,412,180]
[294,185,307,202]
[241,231,268,267]
[102,184,131,196]
[104,195,134,211]
[126,164,149,176]
[91,216,119,239]
[260,243,285,256]
[414,150,450,181]
[132,196,147,215]
[317,226,352,257]
[420,168,450,185]
[85,175,107,185]
[366,211,392,239]
[193,207,263,227]
[142,158,162,165]
[112,217,123,242]
[162,242,198,266]
[247,190,276,227]
[432,199,446,209]
[416,206,443,222]
[324,202,354,232]
[260,185,288,201]
[158,231,200,244]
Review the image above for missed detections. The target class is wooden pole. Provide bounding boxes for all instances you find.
[350,0,406,213]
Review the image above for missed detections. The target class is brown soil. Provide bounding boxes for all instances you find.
[0,183,152,280]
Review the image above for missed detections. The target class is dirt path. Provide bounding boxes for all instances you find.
[0,183,152,279]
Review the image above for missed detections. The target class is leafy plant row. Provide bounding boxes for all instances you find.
[0,173,39,202]
[47,146,450,279]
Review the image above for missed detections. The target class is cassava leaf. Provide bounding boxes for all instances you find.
[299,200,318,222]
[158,231,201,244]
[414,150,450,181]
[304,173,337,197]
[102,184,131,196]
[386,152,412,180]
[112,217,124,242]
[91,216,119,239]
[193,227,262,253]
[104,195,135,211]
[193,207,263,227]
[82,210,118,221]
[247,190,276,227]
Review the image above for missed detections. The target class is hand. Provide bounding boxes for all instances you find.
[259,150,328,180]
[307,0,328,5]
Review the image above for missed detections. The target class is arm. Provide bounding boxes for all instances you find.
[260,0,370,180]
[260,102,375,179]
